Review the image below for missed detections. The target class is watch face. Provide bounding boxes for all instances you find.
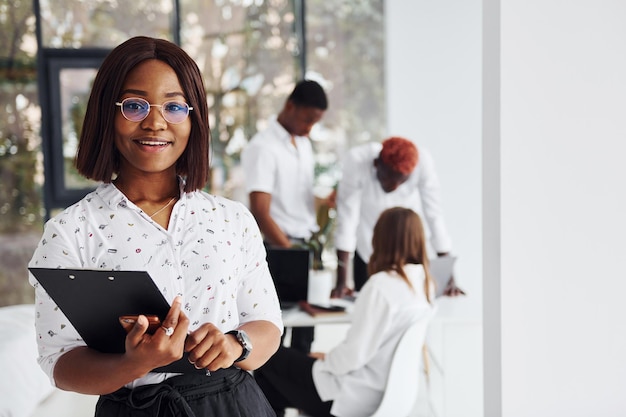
[238,330,252,349]
[229,330,252,362]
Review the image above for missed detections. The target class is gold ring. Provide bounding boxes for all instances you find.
[162,326,174,336]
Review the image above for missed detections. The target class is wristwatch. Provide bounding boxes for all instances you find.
[226,330,253,362]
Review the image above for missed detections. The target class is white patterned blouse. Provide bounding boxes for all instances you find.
[28,180,283,387]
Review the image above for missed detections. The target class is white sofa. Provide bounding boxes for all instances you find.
[0,304,54,417]
[0,304,98,417]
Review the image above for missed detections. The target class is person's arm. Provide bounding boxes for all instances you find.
[309,351,326,360]
[332,148,366,295]
[416,150,465,296]
[415,149,452,255]
[184,320,281,372]
[53,297,190,394]
[332,249,353,298]
[248,191,291,247]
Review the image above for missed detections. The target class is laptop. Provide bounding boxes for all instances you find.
[266,247,311,308]
[428,255,457,297]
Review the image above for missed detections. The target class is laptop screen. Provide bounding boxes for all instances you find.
[266,247,311,307]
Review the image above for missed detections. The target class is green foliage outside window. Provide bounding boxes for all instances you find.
[0,0,42,234]
[0,0,384,305]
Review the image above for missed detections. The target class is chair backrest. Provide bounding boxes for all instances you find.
[369,317,431,417]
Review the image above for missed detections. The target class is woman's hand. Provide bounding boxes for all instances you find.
[185,321,281,372]
[330,284,353,299]
[123,296,190,372]
[53,296,189,394]
[442,276,466,297]
[184,323,242,372]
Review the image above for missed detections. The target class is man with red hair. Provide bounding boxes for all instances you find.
[332,136,464,296]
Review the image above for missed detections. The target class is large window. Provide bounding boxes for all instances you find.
[0,0,384,306]
[179,0,305,198]
[304,0,385,196]
[0,0,41,305]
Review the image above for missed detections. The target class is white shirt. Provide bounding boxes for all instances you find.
[28,181,283,387]
[312,264,436,417]
[334,142,452,261]
[240,118,318,240]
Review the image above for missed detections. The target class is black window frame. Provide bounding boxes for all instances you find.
[38,48,109,214]
[34,0,305,219]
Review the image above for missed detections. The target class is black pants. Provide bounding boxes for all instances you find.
[287,326,314,353]
[95,367,276,417]
[353,252,368,292]
[254,346,333,417]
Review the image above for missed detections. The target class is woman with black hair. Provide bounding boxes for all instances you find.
[29,36,282,416]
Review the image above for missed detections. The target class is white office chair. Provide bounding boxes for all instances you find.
[369,317,431,417]
[295,316,432,417]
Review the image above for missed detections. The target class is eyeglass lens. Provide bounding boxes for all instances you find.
[116,98,192,124]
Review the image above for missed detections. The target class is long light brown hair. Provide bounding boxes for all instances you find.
[368,207,434,303]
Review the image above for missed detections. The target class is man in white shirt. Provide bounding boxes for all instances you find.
[241,80,327,247]
[332,136,465,297]
[241,80,328,352]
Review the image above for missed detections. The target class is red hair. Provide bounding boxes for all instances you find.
[379,137,419,175]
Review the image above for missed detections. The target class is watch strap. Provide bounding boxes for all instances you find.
[226,330,251,363]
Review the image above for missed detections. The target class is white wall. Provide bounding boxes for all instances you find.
[386,1,484,416]
[386,0,483,317]
[389,0,626,415]
[485,0,626,416]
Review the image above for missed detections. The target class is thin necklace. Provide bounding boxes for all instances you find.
[148,196,177,218]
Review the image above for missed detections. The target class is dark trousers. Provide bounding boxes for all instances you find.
[254,346,333,417]
[96,367,275,417]
[287,326,314,353]
[353,252,368,292]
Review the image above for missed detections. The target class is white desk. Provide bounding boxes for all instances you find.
[281,299,354,328]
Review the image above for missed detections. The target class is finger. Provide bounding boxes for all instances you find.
[159,296,182,336]
[184,326,207,352]
[185,326,223,366]
[157,297,189,340]
[126,314,149,345]
[199,335,237,370]
[163,296,182,328]
[171,309,189,335]
[184,322,219,353]
[188,339,220,369]
[193,349,222,370]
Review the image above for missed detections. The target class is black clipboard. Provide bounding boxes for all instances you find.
[29,267,202,374]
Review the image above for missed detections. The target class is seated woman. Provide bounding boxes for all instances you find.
[254,206,437,417]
